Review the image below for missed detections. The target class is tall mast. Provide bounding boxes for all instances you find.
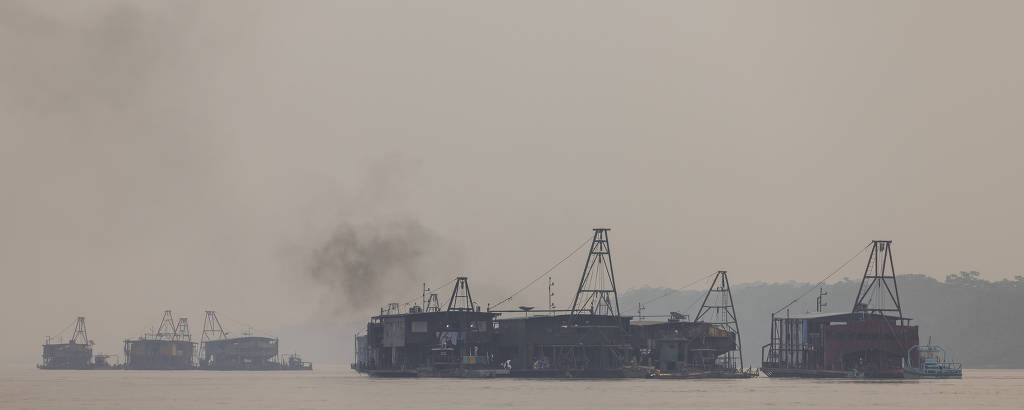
[174,318,191,342]
[447,277,475,311]
[695,270,744,369]
[852,240,903,322]
[155,310,176,340]
[70,317,89,345]
[570,228,621,322]
[199,311,226,362]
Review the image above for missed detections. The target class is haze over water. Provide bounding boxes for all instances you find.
[3,1,1024,367]
[3,367,1023,410]
[3,2,1022,409]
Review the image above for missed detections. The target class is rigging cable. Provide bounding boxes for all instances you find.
[49,318,78,341]
[640,269,722,308]
[490,235,592,310]
[399,275,459,308]
[772,242,872,315]
[218,312,277,339]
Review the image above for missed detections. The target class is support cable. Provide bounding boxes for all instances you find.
[490,235,591,310]
[772,243,872,315]
[679,292,706,318]
[398,276,459,308]
[50,318,78,341]
[218,313,277,340]
[640,270,722,307]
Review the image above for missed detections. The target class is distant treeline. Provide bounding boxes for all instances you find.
[619,272,1024,369]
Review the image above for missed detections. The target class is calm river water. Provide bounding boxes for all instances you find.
[2,366,1022,409]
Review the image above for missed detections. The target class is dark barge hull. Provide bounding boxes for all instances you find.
[761,368,850,378]
[649,370,759,379]
[364,369,418,377]
[361,368,507,378]
[354,364,640,379]
[761,367,903,378]
[505,369,631,378]
[202,365,312,371]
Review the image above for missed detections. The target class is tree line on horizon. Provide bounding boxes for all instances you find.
[619,271,1024,369]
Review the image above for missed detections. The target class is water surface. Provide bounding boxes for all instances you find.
[3,366,1021,409]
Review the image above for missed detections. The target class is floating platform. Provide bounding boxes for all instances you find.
[760,241,938,379]
[38,317,107,370]
[197,311,313,371]
[353,229,749,380]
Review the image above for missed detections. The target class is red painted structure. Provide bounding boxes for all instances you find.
[762,241,920,378]
[762,311,918,378]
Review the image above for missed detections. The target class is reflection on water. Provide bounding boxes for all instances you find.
[2,366,1022,410]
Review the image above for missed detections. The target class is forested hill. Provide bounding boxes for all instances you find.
[619,272,1024,369]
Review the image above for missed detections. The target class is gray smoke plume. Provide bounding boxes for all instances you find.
[307,219,457,317]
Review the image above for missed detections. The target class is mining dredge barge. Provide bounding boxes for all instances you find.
[761,240,925,378]
[352,228,753,378]
[40,311,311,371]
[37,317,119,370]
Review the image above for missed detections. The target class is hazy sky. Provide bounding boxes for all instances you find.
[2,1,1022,364]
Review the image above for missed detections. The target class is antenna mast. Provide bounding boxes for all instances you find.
[548,277,555,315]
[816,288,828,313]
[422,283,430,309]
